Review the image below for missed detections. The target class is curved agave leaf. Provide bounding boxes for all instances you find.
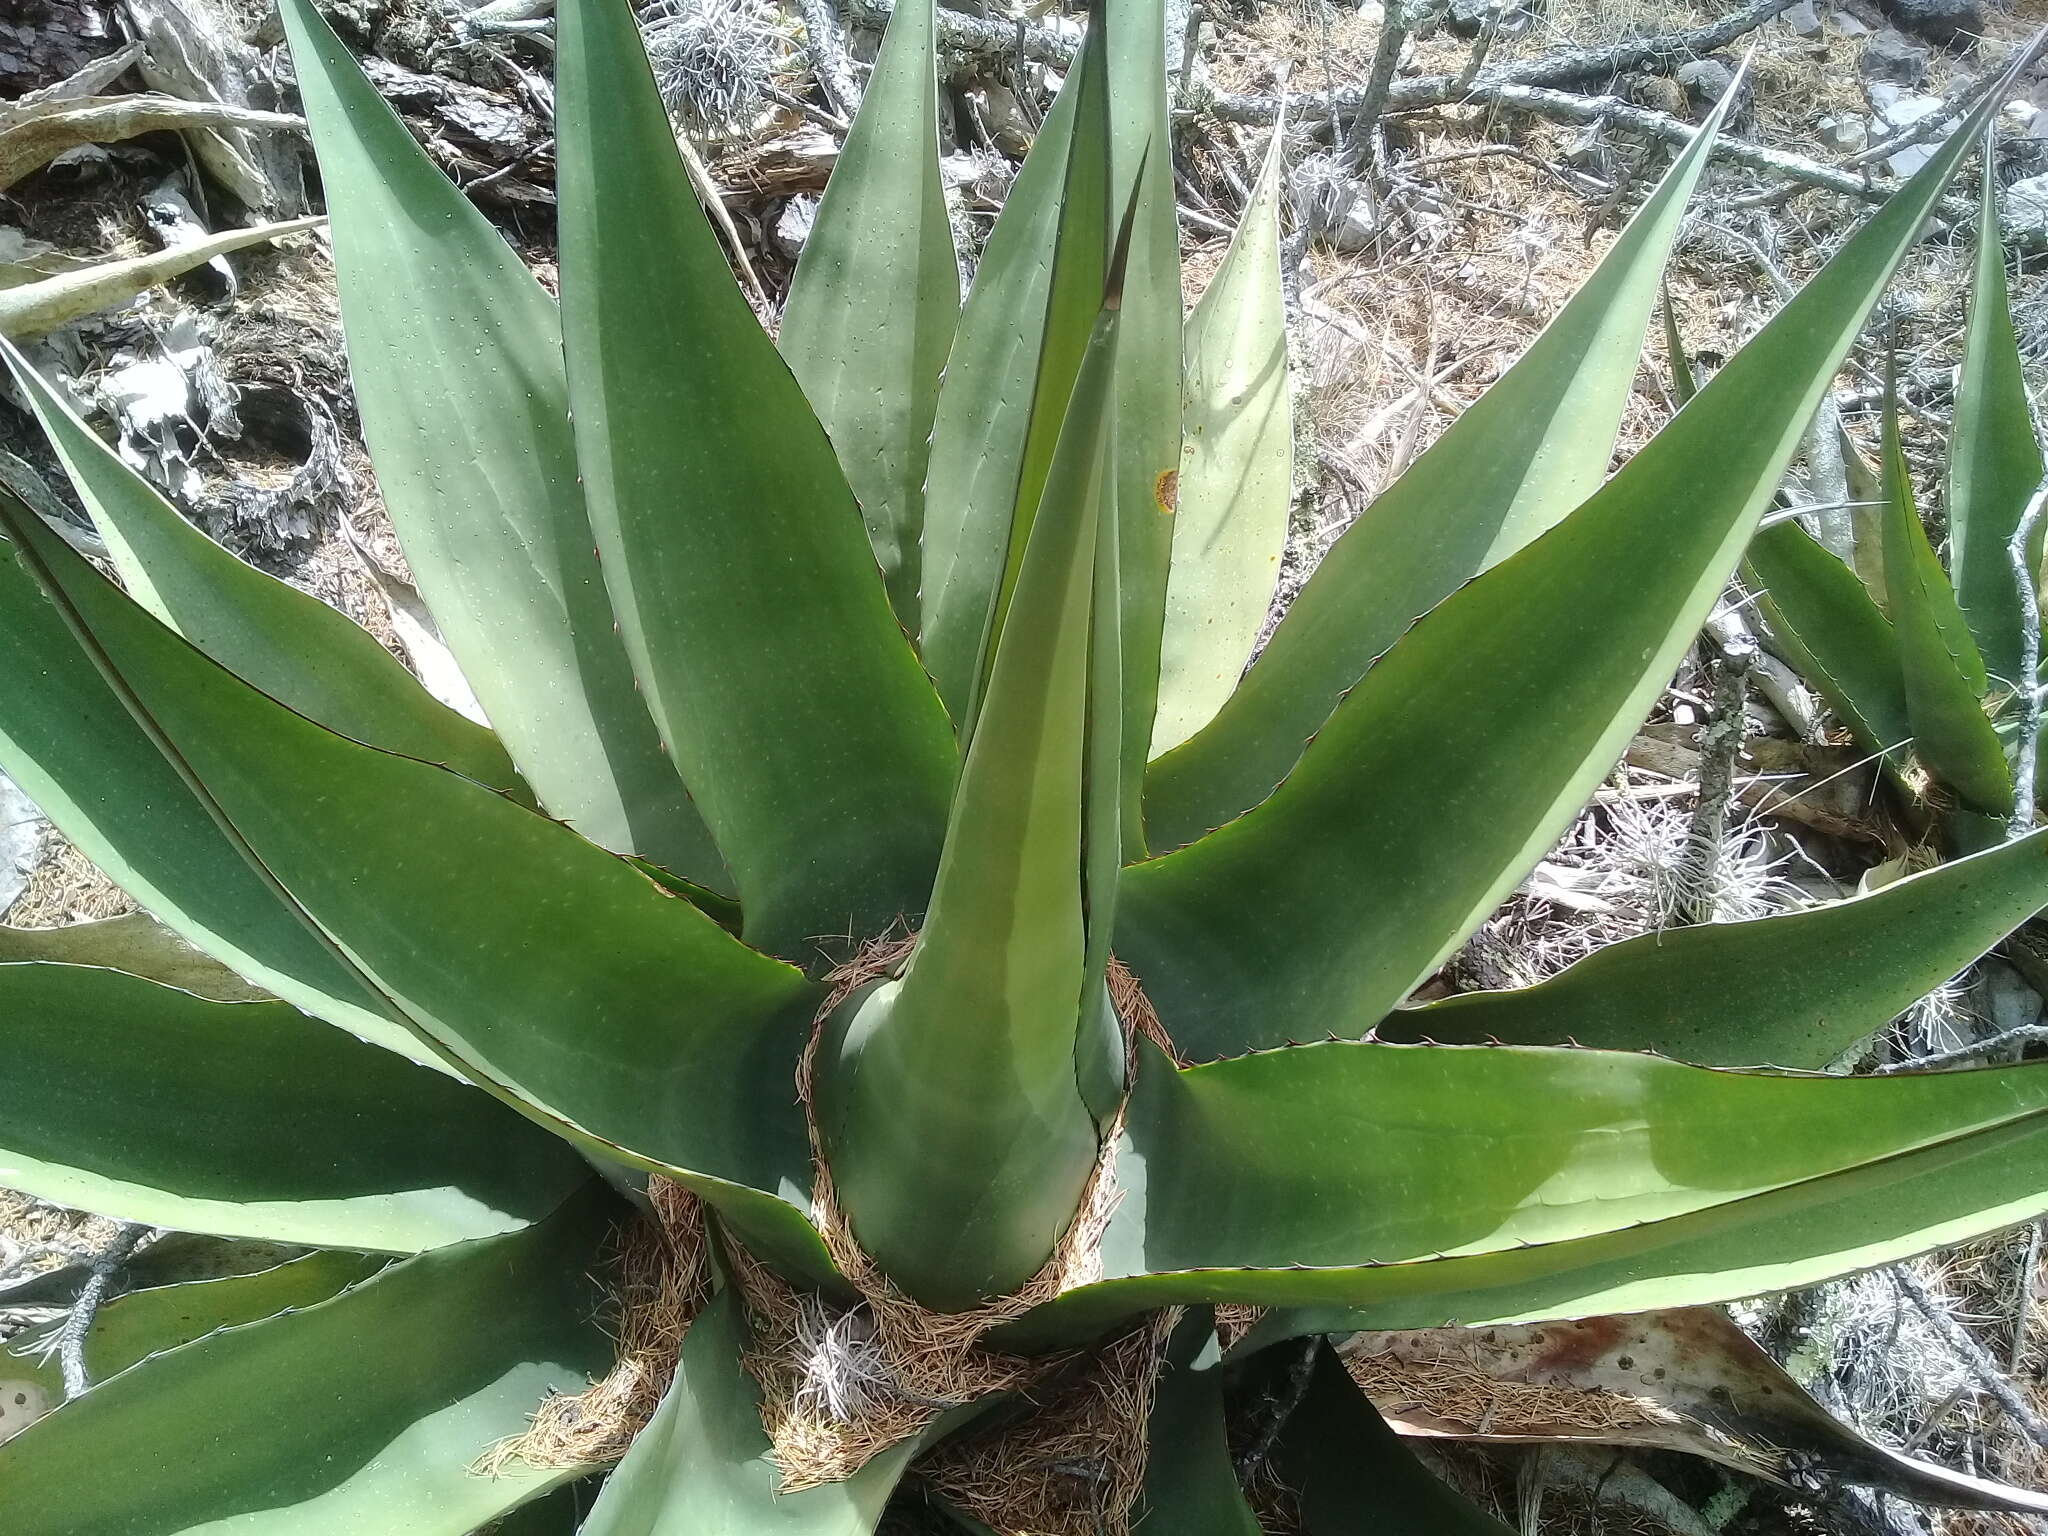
[920,71,1080,720]
[0,505,835,1281]
[0,338,519,797]
[1,1250,383,1428]
[1949,151,2045,687]
[778,0,957,626]
[0,1188,616,1536]
[1131,1311,1263,1536]
[1271,1343,1514,1534]
[580,1288,938,1536]
[554,0,957,961]
[822,299,1123,1309]
[1745,518,1912,773]
[1345,1307,2048,1516]
[997,1040,2048,1347]
[1144,86,1736,853]
[1384,827,2048,1067]
[0,911,270,1001]
[277,0,726,888]
[1102,0,1182,854]
[1114,99,2000,1062]
[1152,117,1292,759]
[0,962,590,1252]
[0,526,407,1063]
[1882,379,2014,816]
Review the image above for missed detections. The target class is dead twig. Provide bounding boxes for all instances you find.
[1894,1268,2048,1451]
[56,1223,147,1397]
[1678,634,1755,925]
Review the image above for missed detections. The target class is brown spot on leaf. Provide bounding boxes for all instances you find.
[1154,469,1178,515]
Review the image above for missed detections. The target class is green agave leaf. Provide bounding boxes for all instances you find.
[0,524,411,1063]
[1384,827,2048,1067]
[1882,376,2014,815]
[554,0,957,961]
[0,911,270,1001]
[996,1040,2048,1347]
[1745,517,1912,771]
[278,0,725,888]
[778,0,957,627]
[0,1232,314,1309]
[0,505,835,1282]
[0,337,518,796]
[1144,87,1734,853]
[822,304,1124,1309]
[1114,99,1998,1062]
[1151,117,1292,759]
[962,18,1112,747]
[1949,149,2046,687]
[1101,0,1182,854]
[0,1187,617,1536]
[1,1250,384,1414]
[1130,1311,1262,1536]
[1270,1345,1514,1535]
[919,69,1080,722]
[579,1288,932,1536]
[0,962,590,1252]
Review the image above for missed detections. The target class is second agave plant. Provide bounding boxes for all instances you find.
[4,1,2048,1532]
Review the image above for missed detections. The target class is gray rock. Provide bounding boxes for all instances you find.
[1875,0,1983,45]
[1675,57,1739,110]
[1859,27,1930,85]
[774,196,819,260]
[1817,114,1868,152]
[1786,0,1824,36]
[2004,173,2048,247]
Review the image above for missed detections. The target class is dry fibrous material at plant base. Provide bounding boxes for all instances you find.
[489,938,1159,1522]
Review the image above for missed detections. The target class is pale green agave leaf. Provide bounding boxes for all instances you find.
[999,1039,2048,1346]
[1745,517,1912,774]
[1115,95,1998,1061]
[920,72,1080,721]
[278,0,728,889]
[554,0,957,960]
[778,0,957,627]
[1151,117,1292,759]
[0,1188,616,1536]
[1881,381,2014,815]
[1386,827,2048,1067]
[0,962,589,1252]
[1144,83,1737,852]
[1131,1312,1263,1535]
[1949,148,2046,686]
[0,336,519,797]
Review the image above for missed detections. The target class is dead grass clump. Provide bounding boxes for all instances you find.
[476,1179,711,1474]
[6,830,134,928]
[917,1311,1179,1536]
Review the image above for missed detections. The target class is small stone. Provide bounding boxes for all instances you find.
[1817,114,1867,152]
[1675,57,1739,112]
[2003,173,2048,247]
[773,195,818,260]
[1786,0,1824,36]
[1859,28,1930,86]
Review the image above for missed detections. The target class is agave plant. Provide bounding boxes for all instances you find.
[8,1,2048,1531]
[1742,160,2048,854]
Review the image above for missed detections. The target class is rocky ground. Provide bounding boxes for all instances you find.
[8,0,2048,1530]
